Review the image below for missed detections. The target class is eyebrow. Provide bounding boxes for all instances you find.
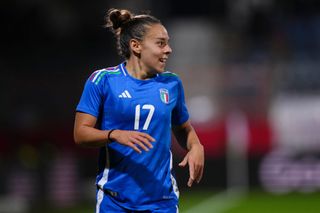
[155,37,170,41]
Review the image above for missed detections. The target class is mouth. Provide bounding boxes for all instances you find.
[159,58,168,64]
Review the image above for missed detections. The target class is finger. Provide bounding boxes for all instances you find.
[193,164,200,179]
[196,166,204,183]
[136,135,153,149]
[130,137,149,152]
[189,161,195,181]
[193,163,202,183]
[187,177,194,187]
[178,156,188,167]
[140,133,156,142]
[127,142,142,154]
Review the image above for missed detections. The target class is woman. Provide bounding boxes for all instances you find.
[74,8,204,213]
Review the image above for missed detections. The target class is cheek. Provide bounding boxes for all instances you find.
[144,44,161,55]
[142,49,159,61]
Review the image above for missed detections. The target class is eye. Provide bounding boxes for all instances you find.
[157,41,166,47]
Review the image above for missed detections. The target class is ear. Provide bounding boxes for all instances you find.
[129,39,142,55]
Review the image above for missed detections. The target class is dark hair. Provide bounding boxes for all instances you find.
[105,8,161,59]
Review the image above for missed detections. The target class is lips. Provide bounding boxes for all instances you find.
[159,58,167,63]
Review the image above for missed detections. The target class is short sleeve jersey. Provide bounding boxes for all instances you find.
[76,62,189,210]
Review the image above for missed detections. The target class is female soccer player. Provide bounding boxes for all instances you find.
[74,8,204,213]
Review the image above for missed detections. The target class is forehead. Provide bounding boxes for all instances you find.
[144,24,169,40]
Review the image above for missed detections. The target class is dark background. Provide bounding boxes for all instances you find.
[1,0,320,212]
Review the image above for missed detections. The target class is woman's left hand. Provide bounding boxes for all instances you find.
[178,143,204,187]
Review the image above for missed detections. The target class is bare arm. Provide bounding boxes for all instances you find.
[173,120,205,187]
[74,112,110,147]
[173,120,202,150]
[74,112,155,152]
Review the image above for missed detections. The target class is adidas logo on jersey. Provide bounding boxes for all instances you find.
[118,90,132,98]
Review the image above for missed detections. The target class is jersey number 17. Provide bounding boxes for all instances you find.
[134,104,155,130]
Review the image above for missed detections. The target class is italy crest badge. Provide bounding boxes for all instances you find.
[160,88,169,104]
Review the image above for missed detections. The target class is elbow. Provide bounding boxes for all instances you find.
[73,136,82,146]
[74,137,81,146]
[73,130,85,146]
[74,137,88,147]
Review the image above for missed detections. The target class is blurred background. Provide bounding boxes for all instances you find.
[2,0,320,212]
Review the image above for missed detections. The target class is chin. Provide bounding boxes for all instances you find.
[156,68,165,73]
[157,65,166,73]
[151,67,164,74]
[150,64,165,74]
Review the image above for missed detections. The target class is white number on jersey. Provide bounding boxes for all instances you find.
[134,104,155,130]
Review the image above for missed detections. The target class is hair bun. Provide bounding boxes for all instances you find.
[107,8,133,30]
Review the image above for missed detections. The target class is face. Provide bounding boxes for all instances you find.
[137,24,172,73]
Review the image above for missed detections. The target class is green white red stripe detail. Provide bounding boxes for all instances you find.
[90,67,120,85]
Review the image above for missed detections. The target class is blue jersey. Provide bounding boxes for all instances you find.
[76,62,189,210]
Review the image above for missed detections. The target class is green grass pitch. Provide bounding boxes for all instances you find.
[31,190,320,213]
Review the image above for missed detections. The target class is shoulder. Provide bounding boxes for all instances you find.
[88,65,122,85]
[159,71,184,87]
[159,71,180,81]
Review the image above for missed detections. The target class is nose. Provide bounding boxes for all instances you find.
[165,44,172,54]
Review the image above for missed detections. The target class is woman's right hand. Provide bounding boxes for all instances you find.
[109,130,155,153]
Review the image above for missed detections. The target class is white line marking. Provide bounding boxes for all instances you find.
[182,189,246,213]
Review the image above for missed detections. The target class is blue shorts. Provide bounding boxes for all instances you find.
[96,189,179,213]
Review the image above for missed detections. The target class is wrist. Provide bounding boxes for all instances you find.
[188,142,203,151]
[107,129,117,142]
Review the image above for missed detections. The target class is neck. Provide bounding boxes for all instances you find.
[125,59,156,80]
